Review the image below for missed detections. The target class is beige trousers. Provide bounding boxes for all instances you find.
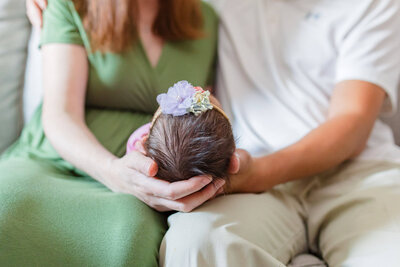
[160,160,400,267]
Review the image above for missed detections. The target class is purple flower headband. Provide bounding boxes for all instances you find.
[151,80,229,125]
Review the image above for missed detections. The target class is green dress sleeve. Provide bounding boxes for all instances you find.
[40,0,83,46]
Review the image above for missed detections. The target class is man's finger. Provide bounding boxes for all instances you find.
[228,151,240,174]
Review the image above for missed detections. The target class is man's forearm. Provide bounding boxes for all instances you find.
[254,114,373,190]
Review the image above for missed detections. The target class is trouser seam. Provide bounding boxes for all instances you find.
[270,223,307,264]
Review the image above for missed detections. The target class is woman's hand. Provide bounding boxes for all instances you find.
[105,151,226,212]
[26,0,46,27]
[42,44,225,213]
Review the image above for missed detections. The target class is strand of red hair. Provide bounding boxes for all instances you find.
[72,0,204,53]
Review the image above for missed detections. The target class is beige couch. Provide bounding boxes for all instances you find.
[0,0,30,152]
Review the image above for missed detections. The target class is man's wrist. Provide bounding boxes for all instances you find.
[255,153,288,190]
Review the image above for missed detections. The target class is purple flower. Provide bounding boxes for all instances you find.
[157,81,196,116]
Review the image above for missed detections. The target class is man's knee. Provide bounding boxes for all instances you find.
[160,201,291,267]
[160,212,228,266]
[314,166,400,266]
[161,211,217,265]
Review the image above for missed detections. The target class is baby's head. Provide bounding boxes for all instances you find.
[145,81,235,183]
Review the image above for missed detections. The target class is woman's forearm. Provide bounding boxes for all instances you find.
[42,110,117,183]
[39,44,222,212]
[41,44,117,184]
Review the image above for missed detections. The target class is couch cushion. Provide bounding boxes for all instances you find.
[0,0,30,153]
[23,27,42,122]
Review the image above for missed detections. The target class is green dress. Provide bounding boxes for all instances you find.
[0,0,218,265]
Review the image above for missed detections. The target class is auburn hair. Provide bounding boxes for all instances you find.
[72,0,204,53]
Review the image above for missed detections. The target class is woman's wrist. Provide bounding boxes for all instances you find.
[97,154,119,185]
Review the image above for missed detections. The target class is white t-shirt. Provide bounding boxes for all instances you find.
[209,0,400,162]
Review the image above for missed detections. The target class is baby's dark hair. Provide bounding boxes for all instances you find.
[145,109,235,183]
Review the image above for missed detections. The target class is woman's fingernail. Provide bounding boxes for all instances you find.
[148,162,157,176]
[216,179,226,189]
[201,176,212,185]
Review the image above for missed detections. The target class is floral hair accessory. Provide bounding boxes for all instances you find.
[156,81,213,116]
[151,80,230,127]
[189,87,213,116]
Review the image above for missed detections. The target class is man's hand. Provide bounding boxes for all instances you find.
[219,80,387,195]
[218,149,276,194]
[226,149,252,193]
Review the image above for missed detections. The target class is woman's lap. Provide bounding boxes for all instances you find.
[0,157,167,267]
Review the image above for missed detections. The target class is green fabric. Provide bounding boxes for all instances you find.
[0,0,218,265]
